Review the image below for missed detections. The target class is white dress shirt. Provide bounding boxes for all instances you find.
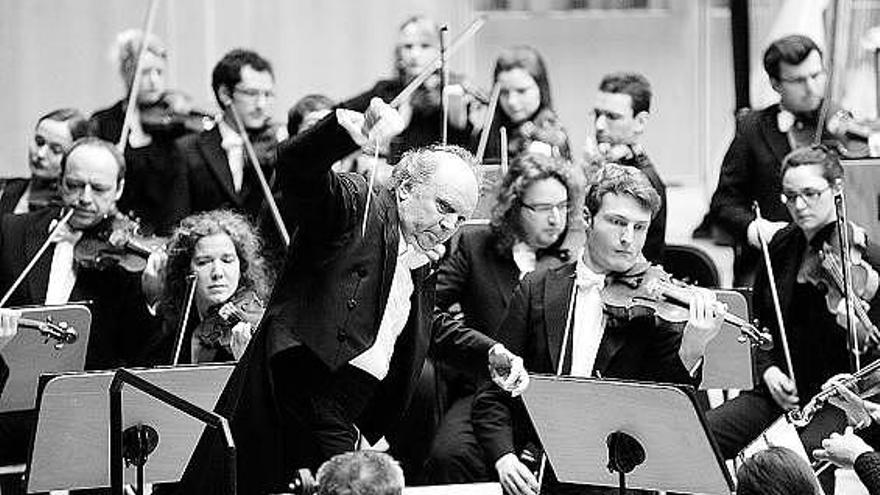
[44,221,81,305]
[218,121,245,193]
[568,258,607,377]
[511,242,537,279]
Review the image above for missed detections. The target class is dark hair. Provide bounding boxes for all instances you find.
[584,163,660,218]
[37,108,89,141]
[763,35,822,81]
[211,49,274,104]
[60,137,126,184]
[493,45,553,113]
[287,94,335,136]
[387,144,480,191]
[598,71,652,115]
[162,210,272,315]
[316,451,404,495]
[491,153,575,253]
[781,144,843,185]
[736,447,822,495]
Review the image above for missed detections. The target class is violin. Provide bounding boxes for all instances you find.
[73,213,167,272]
[192,290,265,351]
[603,263,773,350]
[798,221,880,352]
[139,90,215,140]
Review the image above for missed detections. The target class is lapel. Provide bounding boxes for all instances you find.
[25,211,55,303]
[377,188,400,314]
[198,128,242,205]
[592,318,628,375]
[490,246,520,308]
[759,105,792,166]
[543,264,575,372]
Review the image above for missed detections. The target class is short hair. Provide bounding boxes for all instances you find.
[493,45,554,112]
[584,163,660,218]
[598,72,652,115]
[491,153,575,252]
[36,108,89,141]
[735,447,822,495]
[394,15,440,79]
[60,137,126,185]
[316,451,404,495]
[781,144,843,185]
[387,144,480,191]
[113,29,167,85]
[211,49,274,104]
[287,94,335,136]
[763,35,822,81]
[162,210,272,315]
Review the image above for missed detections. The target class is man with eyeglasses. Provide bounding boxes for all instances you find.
[469,164,724,495]
[587,71,666,263]
[707,34,847,285]
[705,145,880,468]
[174,48,286,223]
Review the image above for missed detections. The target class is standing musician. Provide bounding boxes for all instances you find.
[142,209,272,364]
[174,48,286,222]
[89,29,195,235]
[706,145,880,461]
[707,34,851,285]
[467,164,724,495]
[0,109,89,216]
[586,72,666,263]
[175,98,527,495]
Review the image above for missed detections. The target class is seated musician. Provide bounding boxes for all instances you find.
[462,164,724,495]
[0,108,88,216]
[143,209,272,364]
[421,152,581,483]
[705,145,880,461]
[736,446,823,495]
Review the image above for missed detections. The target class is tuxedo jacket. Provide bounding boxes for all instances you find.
[472,262,693,462]
[177,113,495,494]
[0,208,157,369]
[0,178,29,216]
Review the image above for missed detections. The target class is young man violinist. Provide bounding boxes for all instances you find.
[706,145,880,462]
[442,164,724,495]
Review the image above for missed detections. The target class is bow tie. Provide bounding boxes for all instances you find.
[48,219,82,245]
[220,131,243,151]
[778,108,819,133]
[575,261,606,290]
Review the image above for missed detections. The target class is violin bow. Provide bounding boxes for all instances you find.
[117,0,161,152]
[833,190,861,371]
[499,127,509,176]
[229,104,291,247]
[439,25,449,145]
[474,82,501,165]
[753,202,796,379]
[172,273,198,365]
[0,209,75,308]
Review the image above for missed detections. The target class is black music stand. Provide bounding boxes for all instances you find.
[522,374,734,494]
[0,304,91,412]
[24,364,233,493]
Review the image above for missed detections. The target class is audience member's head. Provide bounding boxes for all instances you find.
[735,447,822,495]
[287,94,335,136]
[316,451,404,495]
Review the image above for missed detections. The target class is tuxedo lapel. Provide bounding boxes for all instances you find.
[543,264,575,372]
[25,213,54,304]
[759,106,792,166]
[199,128,241,205]
[592,321,627,376]
[377,188,399,314]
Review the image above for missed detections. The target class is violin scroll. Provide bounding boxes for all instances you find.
[19,316,78,350]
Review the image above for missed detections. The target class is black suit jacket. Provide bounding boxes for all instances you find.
[0,178,29,216]
[472,262,692,462]
[177,113,495,494]
[0,208,157,369]
[175,126,275,220]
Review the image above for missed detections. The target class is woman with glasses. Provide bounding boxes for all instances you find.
[418,152,582,484]
[705,145,880,474]
[477,45,571,163]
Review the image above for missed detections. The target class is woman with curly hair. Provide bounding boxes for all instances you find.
[147,209,273,364]
[419,152,583,484]
[477,45,571,163]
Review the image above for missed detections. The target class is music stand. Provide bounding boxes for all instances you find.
[701,290,753,390]
[522,374,734,494]
[0,304,91,412]
[24,363,233,493]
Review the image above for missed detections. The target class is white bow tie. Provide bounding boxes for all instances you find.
[777,109,796,133]
[220,132,243,151]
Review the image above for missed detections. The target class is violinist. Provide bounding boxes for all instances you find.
[705,145,880,461]
[175,48,286,224]
[89,29,194,235]
[470,164,725,495]
[0,108,88,216]
[143,209,271,364]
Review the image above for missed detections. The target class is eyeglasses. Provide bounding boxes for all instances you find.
[234,87,275,101]
[522,201,568,215]
[780,186,830,206]
[779,70,826,87]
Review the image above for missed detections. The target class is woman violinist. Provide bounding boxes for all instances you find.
[144,210,272,364]
[705,145,880,462]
